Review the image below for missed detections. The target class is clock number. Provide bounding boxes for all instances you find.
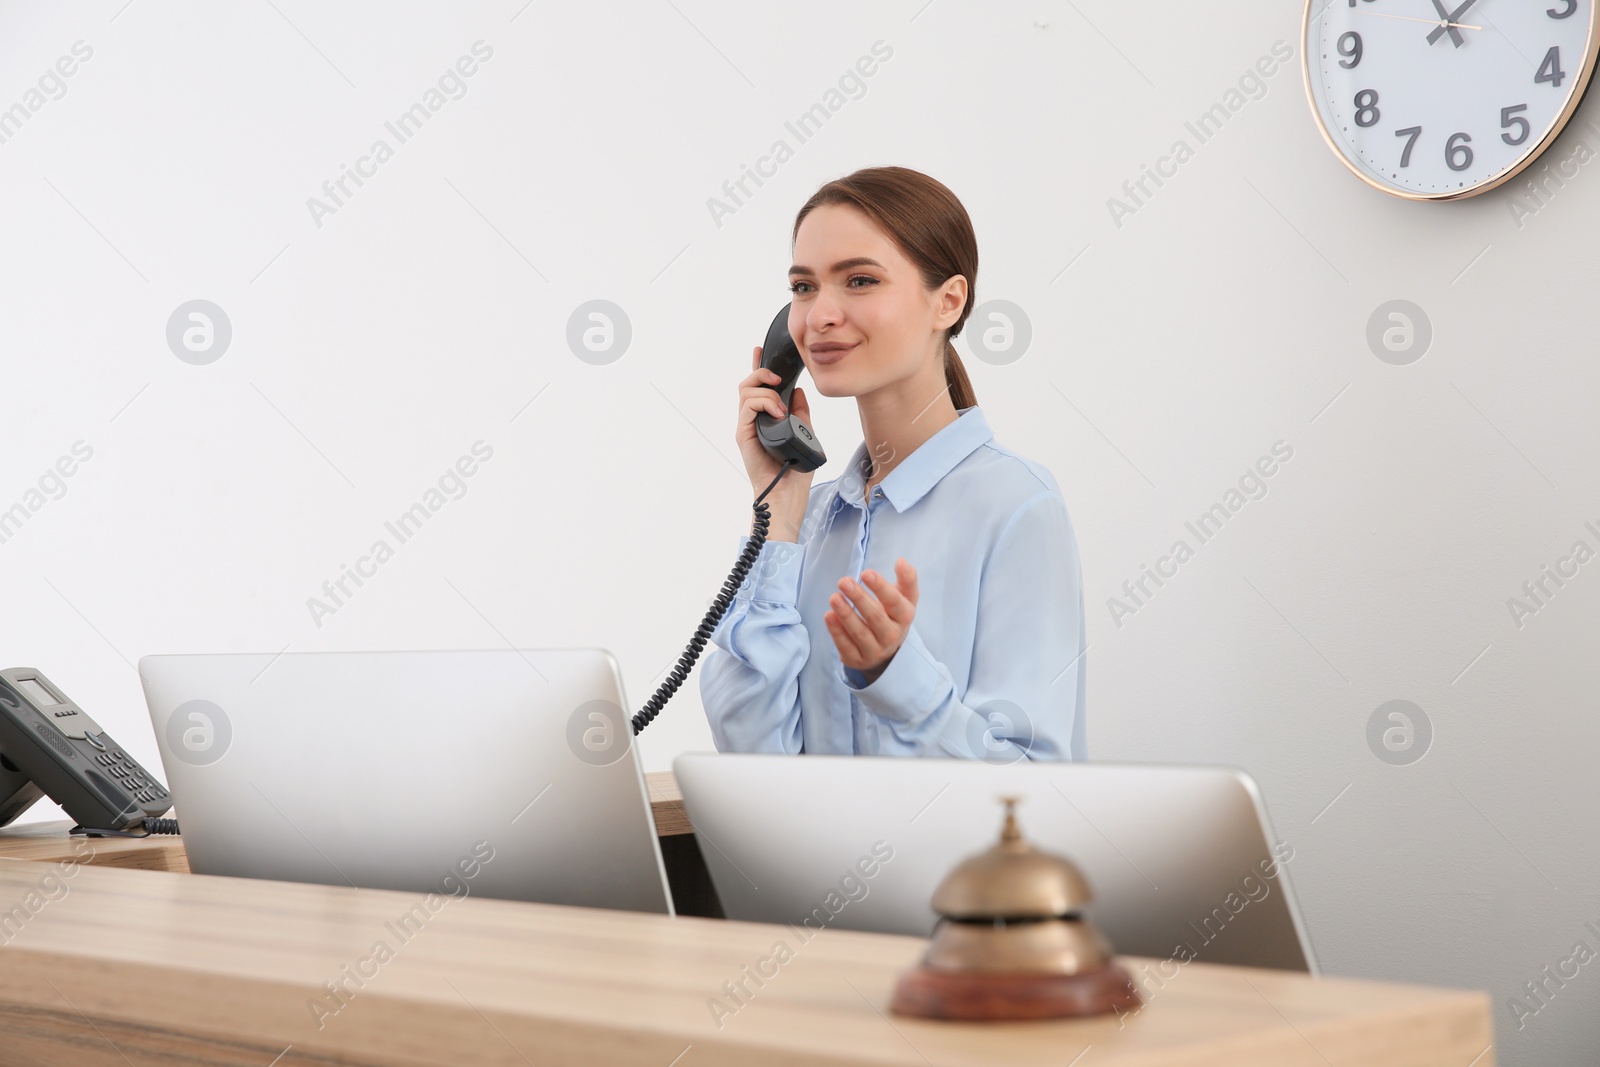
[1445,132,1474,171]
[1536,47,1567,88]
[1337,31,1363,68]
[1353,89,1380,128]
[1501,104,1531,145]
[1394,126,1422,167]
[1548,0,1577,17]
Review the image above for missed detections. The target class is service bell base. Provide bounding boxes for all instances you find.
[889,961,1141,1021]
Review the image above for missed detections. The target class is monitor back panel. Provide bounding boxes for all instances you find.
[142,648,671,915]
[674,753,1313,971]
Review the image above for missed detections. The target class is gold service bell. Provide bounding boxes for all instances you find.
[890,796,1142,1021]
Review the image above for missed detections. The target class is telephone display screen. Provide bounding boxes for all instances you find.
[16,679,58,706]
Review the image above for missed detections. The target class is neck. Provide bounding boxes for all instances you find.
[856,358,961,490]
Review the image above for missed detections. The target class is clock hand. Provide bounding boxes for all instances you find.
[1428,0,1481,47]
[1427,0,1466,46]
[1356,10,1482,29]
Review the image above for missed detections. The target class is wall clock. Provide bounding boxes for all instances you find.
[1302,0,1600,199]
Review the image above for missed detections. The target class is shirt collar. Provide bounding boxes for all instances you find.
[830,406,993,514]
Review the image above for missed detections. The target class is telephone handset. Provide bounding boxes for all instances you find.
[754,304,827,474]
[629,303,826,734]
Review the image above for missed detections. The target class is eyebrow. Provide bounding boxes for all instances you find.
[788,257,885,277]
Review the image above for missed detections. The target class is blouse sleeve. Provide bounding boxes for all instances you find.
[697,534,809,754]
[839,490,1087,760]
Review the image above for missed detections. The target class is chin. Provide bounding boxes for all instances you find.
[808,366,856,399]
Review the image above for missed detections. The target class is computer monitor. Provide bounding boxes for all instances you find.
[139,648,672,914]
[674,753,1316,971]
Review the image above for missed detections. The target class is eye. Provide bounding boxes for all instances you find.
[847,275,879,288]
[788,280,813,294]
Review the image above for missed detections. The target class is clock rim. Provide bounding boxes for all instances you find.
[1299,0,1600,201]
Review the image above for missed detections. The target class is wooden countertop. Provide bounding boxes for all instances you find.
[0,856,1493,1066]
[645,769,693,835]
[0,771,1495,1065]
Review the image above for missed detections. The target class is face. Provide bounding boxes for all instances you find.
[788,203,966,399]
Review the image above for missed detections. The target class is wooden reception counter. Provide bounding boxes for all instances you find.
[0,773,1495,1066]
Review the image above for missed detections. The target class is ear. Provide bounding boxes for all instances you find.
[934,275,968,331]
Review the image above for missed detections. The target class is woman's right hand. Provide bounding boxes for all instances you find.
[736,344,816,543]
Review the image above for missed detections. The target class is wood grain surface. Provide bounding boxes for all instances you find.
[0,859,1493,1066]
[0,772,1494,1066]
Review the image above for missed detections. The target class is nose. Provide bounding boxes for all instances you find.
[805,290,843,339]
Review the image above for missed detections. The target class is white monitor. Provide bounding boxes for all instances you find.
[140,648,671,915]
[674,752,1316,971]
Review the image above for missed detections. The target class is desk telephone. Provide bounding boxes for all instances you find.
[0,667,175,835]
[629,303,825,734]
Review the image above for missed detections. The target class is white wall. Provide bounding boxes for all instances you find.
[1,2,1594,1062]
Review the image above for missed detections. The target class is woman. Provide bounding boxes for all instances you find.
[699,166,1086,761]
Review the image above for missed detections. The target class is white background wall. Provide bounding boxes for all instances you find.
[1,2,1595,1062]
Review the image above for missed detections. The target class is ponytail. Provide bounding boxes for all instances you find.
[944,341,978,410]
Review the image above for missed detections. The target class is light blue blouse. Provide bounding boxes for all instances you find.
[698,405,1087,760]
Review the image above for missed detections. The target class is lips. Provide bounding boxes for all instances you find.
[809,342,857,365]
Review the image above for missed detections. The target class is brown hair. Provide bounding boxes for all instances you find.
[792,166,978,410]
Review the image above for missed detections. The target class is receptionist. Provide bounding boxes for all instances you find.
[699,165,1087,762]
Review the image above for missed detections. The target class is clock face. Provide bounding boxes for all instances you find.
[1303,0,1600,198]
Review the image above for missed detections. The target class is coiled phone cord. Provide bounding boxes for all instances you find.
[631,459,796,735]
[70,816,180,838]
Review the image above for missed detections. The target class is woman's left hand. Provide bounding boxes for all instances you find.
[826,558,919,684]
